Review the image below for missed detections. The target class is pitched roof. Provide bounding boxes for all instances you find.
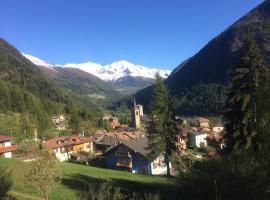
[94,135,122,146]
[105,137,150,159]
[0,135,14,142]
[44,135,92,149]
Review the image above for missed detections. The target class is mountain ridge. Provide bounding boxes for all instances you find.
[22,53,171,82]
[134,0,270,116]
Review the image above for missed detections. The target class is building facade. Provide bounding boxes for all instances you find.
[0,135,16,158]
[105,137,169,175]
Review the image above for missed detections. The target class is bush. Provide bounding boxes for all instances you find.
[80,181,123,200]
[179,153,269,200]
[0,166,16,200]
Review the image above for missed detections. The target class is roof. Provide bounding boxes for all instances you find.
[198,118,209,123]
[188,131,208,136]
[105,137,150,159]
[0,135,14,142]
[94,135,122,146]
[92,131,145,142]
[44,135,92,149]
[0,145,17,154]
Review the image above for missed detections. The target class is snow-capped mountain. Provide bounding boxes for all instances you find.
[22,53,58,72]
[22,53,171,81]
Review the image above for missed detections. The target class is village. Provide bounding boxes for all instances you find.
[0,100,225,176]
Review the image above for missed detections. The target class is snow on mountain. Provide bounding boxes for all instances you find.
[63,60,171,81]
[22,53,171,81]
[22,53,58,72]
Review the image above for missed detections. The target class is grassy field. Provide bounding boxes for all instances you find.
[0,158,179,200]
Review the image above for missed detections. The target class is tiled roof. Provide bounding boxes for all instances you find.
[44,135,92,149]
[0,135,14,142]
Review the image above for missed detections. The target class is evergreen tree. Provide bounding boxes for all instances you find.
[223,37,266,152]
[146,73,178,175]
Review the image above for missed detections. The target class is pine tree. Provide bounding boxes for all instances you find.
[223,37,266,152]
[146,73,178,175]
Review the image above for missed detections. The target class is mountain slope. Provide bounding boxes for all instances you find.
[23,53,170,95]
[135,0,270,115]
[0,38,101,134]
[109,76,155,95]
[38,65,120,106]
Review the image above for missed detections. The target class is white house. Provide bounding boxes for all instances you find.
[187,131,208,148]
[0,135,16,158]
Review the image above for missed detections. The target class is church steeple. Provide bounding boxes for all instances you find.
[131,99,141,129]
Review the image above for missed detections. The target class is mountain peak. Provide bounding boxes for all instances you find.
[22,53,171,81]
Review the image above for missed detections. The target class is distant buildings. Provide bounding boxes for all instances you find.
[52,115,66,130]
[104,137,170,175]
[0,135,16,158]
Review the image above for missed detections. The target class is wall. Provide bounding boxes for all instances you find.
[195,134,208,148]
[105,144,151,174]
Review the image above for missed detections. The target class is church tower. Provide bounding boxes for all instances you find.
[131,99,141,129]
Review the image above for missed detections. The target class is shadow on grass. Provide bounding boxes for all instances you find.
[62,173,181,200]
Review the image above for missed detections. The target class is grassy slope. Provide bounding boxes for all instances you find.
[0,158,178,200]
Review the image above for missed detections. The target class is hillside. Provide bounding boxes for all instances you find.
[23,53,171,95]
[110,76,155,95]
[38,65,120,107]
[0,38,101,134]
[0,158,178,200]
[135,0,270,115]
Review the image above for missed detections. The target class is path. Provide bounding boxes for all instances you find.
[9,190,44,200]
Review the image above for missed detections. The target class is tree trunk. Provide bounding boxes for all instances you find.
[45,192,49,200]
[166,160,171,176]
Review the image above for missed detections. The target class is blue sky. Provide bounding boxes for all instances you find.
[0,0,263,69]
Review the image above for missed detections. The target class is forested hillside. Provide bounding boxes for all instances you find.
[134,0,270,116]
[38,65,120,107]
[0,38,101,136]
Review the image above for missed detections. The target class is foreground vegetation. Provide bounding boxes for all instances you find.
[0,158,179,200]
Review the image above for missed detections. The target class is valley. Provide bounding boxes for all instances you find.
[0,1,269,200]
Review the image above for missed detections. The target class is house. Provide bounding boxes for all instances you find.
[52,115,66,130]
[212,126,224,133]
[0,135,17,158]
[197,118,209,128]
[104,137,170,175]
[187,131,208,148]
[92,134,121,154]
[43,135,93,161]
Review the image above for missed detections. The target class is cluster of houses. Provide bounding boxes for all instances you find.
[0,101,225,175]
